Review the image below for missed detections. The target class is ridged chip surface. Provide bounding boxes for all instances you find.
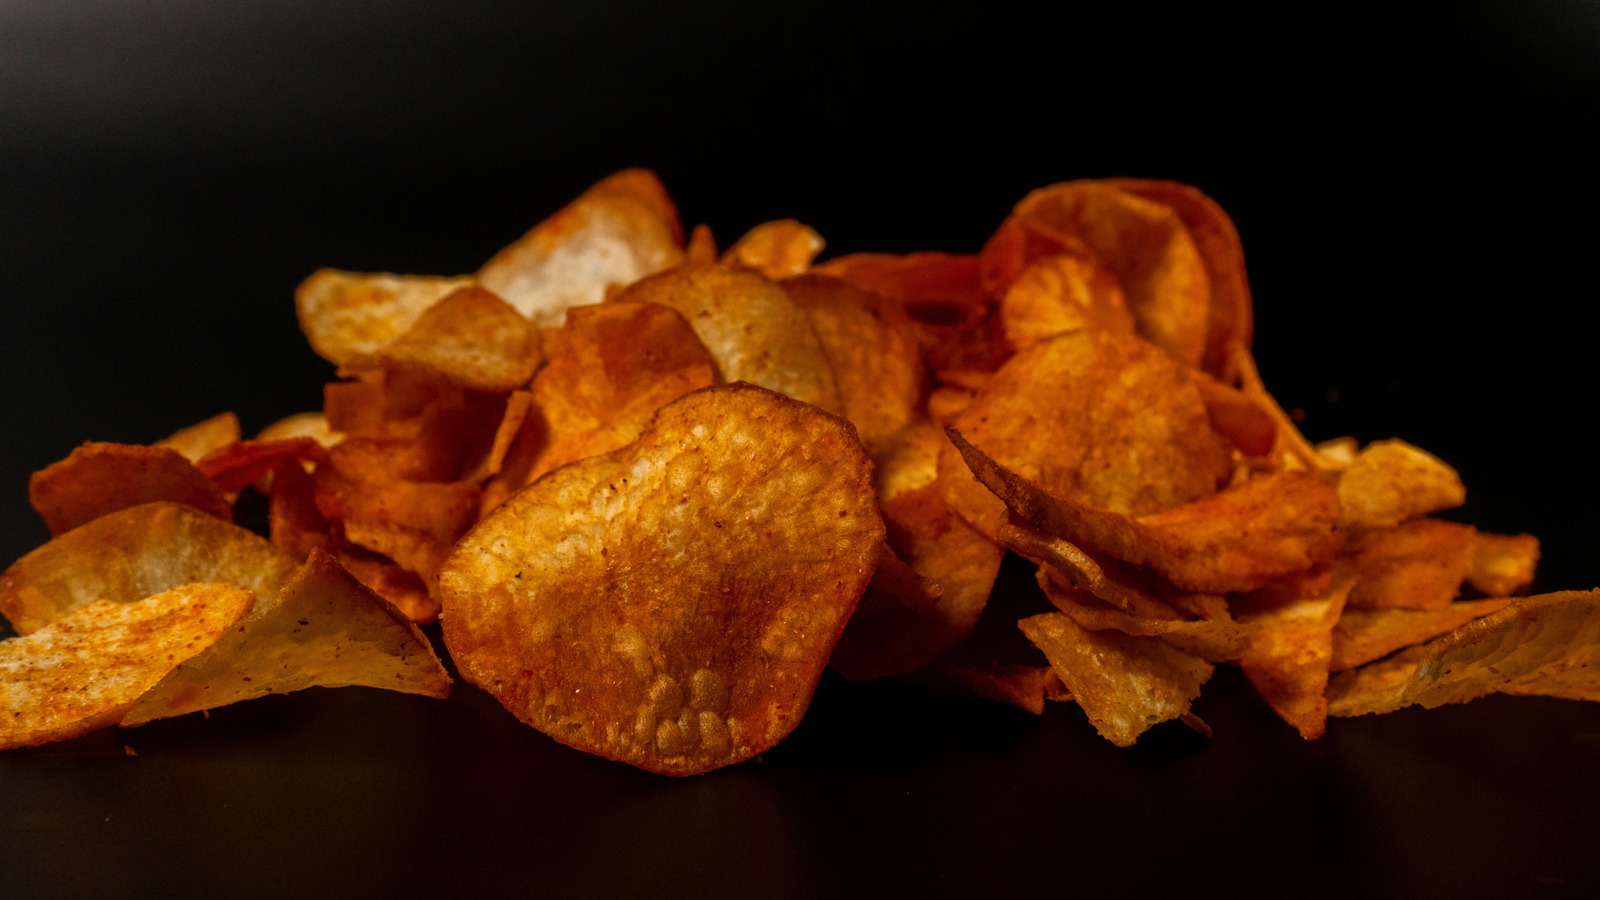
[440,384,883,775]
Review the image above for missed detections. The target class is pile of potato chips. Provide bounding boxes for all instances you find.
[3,170,1595,773]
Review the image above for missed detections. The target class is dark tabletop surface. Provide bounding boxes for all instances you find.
[3,3,1599,898]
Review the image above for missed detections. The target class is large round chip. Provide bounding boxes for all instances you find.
[440,384,883,775]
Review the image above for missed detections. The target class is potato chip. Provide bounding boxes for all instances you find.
[1010,181,1211,369]
[29,442,234,537]
[196,438,330,494]
[155,412,241,463]
[1342,517,1477,610]
[1018,611,1213,747]
[1337,438,1466,530]
[612,263,843,414]
[257,411,343,448]
[722,219,824,279]
[1467,530,1540,596]
[0,583,256,750]
[910,662,1060,715]
[1000,253,1133,349]
[1104,178,1253,381]
[440,384,883,775]
[121,549,449,726]
[1328,590,1600,716]
[0,502,300,635]
[782,273,926,458]
[1330,597,1514,673]
[684,223,718,265]
[296,269,476,366]
[1036,571,1254,663]
[938,328,1233,538]
[1233,568,1356,739]
[347,285,542,394]
[478,169,685,327]
[1189,369,1277,457]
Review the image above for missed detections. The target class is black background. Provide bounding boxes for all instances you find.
[3,2,1598,898]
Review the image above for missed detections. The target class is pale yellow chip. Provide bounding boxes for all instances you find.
[613,263,844,415]
[1,583,256,750]
[0,502,300,635]
[1018,611,1213,747]
[155,412,242,463]
[257,411,344,449]
[478,169,685,327]
[295,269,477,366]
[1337,439,1465,530]
[122,549,449,726]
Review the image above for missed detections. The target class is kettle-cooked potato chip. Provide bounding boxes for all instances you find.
[440,384,883,775]
[296,269,477,367]
[1337,438,1466,530]
[29,442,235,536]
[155,412,242,463]
[722,219,824,279]
[346,284,542,394]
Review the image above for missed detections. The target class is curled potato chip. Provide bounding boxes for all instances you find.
[121,548,449,726]
[783,273,926,458]
[197,438,330,494]
[612,263,843,414]
[722,219,824,279]
[1330,597,1514,673]
[1011,181,1211,369]
[1036,571,1254,663]
[1104,178,1253,381]
[1000,253,1133,349]
[296,270,476,366]
[0,503,300,635]
[1018,611,1213,747]
[1342,517,1477,610]
[155,412,241,463]
[1337,439,1465,530]
[939,328,1232,539]
[257,411,342,448]
[1,583,257,750]
[441,384,883,775]
[1233,568,1356,739]
[478,169,685,327]
[29,442,234,537]
[1328,590,1600,716]
[347,285,542,393]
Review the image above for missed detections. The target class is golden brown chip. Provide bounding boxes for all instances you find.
[121,549,449,726]
[477,169,685,327]
[938,328,1233,538]
[28,442,235,537]
[722,219,824,279]
[1000,253,1133,349]
[196,438,330,494]
[1328,590,1600,716]
[1233,568,1356,739]
[1010,181,1211,369]
[1103,178,1253,381]
[347,285,542,394]
[684,223,718,265]
[782,273,926,458]
[1330,597,1514,673]
[1337,439,1466,530]
[295,269,476,366]
[257,411,343,448]
[440,384,884,775]
[155,412,241,463]
[612,263,843,414]
[0,502,300,635]
[1018,611,1213,746]
[1467,531,1540,596]
[1190,369,1277,457]
[1036,571,1254,663]
[1,583,256,750]
[1342,517,1477,610]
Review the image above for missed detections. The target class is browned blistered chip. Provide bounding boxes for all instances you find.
[29,442,235,537]
[296,269,476,367]
[0,502,300,635]
[1,583,257,750]
[1000,253,1134,350]
[1019,611,1213,746]
[477,169,685,327]
[1330,598,1514,673]
[612,263,843,414]
[783,273,926,459]
[1328,590,1600,716]
[939,328,1233,538]
[155,412,241,463]
[347,285,542,394]
[1342,517,1477,611]
[440,384,883,775]
[1337,438,1466,530]
[121,548,449,727]
[722,219,824,279]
